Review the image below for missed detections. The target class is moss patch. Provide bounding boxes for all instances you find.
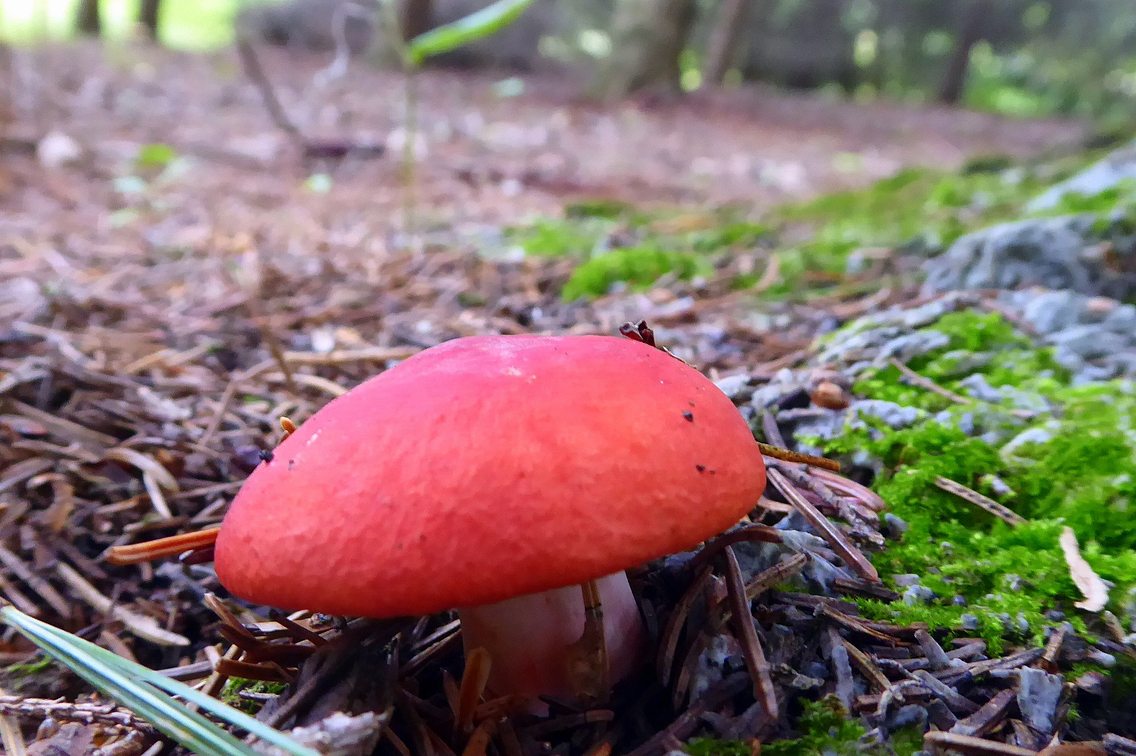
[814,310,1136,653]
[220,677,287,714]
[561,246,711,301]
[508,209,766,300]
[509,147,1122,302]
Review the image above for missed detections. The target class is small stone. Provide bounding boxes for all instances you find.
[1045,610,1066,621]
[1075,670,1109,695]
[958,374,1003,403]
[714,373,753,401]
[960,614,980,631]
[1087,650,1116,667]
[850,400,925,429]
[885,703,928,732]
[1017,667,1064,734]
[37,130,83,168]
[883,513,909,539]
[981,474,1014,498]
[803,662,828,680]
[903,585,936,606]
[894,574,922,588]
[952,595,968,607]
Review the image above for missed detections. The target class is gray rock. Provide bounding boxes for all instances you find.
[714,373,753,401]
[960,613,980,631]
[958,374,1003,403]
[885,703,928,732]
[1020,290,1087,334]
[1001,425,1058,459]
[921,215,1136,301]
[893,574,922,588]
[883,513,909,539]
[903,585,936,606]
[875,331,952,367]
[1050,325,1131,360]
[1029,142,1136,212]
[0,277,48,322]
[1016,668,1064,734]
[849,400,925,430]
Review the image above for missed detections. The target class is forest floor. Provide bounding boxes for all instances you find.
[4,41,1133,756]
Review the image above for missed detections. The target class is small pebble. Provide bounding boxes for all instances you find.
[952,595,968,607]
[961,613,980,630]
[883,513,909,539]
[894,574,922,588]
[903,585,936,606]
[1087,650,1116,667]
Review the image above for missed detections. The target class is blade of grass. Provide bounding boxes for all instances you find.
[0,606,322,756]
[1,606,260,756]
[406,0,534,65]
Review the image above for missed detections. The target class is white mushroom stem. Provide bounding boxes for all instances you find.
[456,571,645,715]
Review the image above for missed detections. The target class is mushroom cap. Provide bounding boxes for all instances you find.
[215,335,766,617]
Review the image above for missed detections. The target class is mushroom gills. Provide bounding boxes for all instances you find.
[456,571,645,715]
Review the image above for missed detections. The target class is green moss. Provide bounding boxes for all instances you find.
[814,311,1136,653]
[561,247,710,301]
[686,739,754,756]
[564,199,636,219]
[507,217,613,257]
[220,678,286,714]
[688,221,770,253]
[513,146,1117,302]
[761,698,867,756]
[756,697,921,756]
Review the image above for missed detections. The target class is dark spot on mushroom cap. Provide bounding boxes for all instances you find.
[682,411,694,422]
[259,450,274,463]
[288,459,296,471]
[696,464,706,472]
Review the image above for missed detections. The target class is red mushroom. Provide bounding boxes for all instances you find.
[214,335,766,712]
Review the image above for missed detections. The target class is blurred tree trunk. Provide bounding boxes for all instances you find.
[76,0,101,36]
[702,0,753,86]
[939,0,992,104]
[402,0,434,41]
[139,0,162,41]
[592,0,698,100]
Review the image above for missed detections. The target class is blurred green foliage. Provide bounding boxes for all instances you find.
[509,143,1132,302]
[0,0,276,49]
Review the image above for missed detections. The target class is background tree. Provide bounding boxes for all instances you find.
[592,0,698,100]
[76,0,102,37]
[140,0,163,41]
[702,0,753,87]
[939,0,993,104]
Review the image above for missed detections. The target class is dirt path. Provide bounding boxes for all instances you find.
[4,43,1086,250]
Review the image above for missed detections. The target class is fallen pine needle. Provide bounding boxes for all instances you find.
[934,476,1025,527]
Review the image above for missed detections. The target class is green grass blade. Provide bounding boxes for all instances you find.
[406,0,534,65]
[0,607,323,756]
[31,619,323,756]
[0,606,260,756]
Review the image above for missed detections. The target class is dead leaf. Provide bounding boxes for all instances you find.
[1059,527,1109,612]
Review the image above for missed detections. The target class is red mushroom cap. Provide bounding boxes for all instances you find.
[214,335,766,617]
